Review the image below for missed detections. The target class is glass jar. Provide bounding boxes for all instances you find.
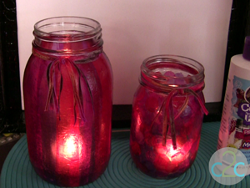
[23,17,112,187]
[130,55,208,178]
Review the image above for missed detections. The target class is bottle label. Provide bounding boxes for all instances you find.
[219,75,250,165]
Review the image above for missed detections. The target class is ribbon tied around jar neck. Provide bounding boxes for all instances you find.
[151,88,208,150]
[45,58,91,124]
[32,48,101,125]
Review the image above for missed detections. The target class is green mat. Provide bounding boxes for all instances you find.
[1,122,249,188]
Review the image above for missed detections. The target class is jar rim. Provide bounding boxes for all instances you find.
[33,16,102,42]
[141,55,205,90]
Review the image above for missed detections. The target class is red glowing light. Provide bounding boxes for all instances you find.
[169,84,178,87]
[63,48,71,53]
[169,145,179,155]
[156,140,185,162]
[64,136,77,156]
[59,134,83,159]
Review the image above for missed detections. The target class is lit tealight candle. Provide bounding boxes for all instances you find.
[156,140,186,163]
[60,135,79,159]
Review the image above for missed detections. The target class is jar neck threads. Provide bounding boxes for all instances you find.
[32,16,103,56]
[140,55,205,93]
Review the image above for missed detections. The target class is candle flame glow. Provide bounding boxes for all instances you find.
[169,84,178,87]
[157,142,184,162]
[169,145,178,156]
[64,135,77,156]
[59,134,83,159]
[63,48,71,53]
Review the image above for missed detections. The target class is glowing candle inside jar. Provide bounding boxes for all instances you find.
[54,130,85,186]
[157,141,185,163]
[167,146,184,162]
[65,136,76,155]
[130,55,207,179]
[148,137,195,178]
[59,135,82,159]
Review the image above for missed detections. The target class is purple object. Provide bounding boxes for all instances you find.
[243,36,250,61]
[237,102,250,125]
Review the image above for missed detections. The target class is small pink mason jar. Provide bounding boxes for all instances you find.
[23,17,112,187]
[130,55,208,178]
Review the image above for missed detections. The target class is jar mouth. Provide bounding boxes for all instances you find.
[34,16,102,42]
[141,55,205,90]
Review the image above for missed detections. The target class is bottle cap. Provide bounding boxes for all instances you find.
[243,36,250,61]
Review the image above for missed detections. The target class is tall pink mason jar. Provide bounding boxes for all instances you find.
[130,55,208,178]
[23,17,112,187]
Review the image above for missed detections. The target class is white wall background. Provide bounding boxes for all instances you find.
[16,0,233,107]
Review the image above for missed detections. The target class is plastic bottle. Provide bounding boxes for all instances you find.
[218,36,250,172]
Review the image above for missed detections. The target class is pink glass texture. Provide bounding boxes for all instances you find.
[23,17,112,187]
[130,55,208,178]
